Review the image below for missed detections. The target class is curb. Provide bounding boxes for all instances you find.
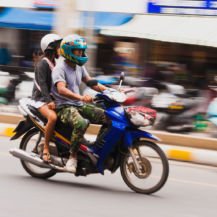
[2,123,217,167]
[160,145,217,167]
[3,111,216,151]
[0,123,17,137]
[84,134,217,167]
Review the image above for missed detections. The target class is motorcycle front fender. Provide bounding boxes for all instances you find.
[123,128,160,148]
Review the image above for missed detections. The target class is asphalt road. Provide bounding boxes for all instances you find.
[0,136,217,217]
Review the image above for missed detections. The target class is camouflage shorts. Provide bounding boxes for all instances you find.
[57,104,108,153]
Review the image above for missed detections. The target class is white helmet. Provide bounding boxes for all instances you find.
[40,33,62,53]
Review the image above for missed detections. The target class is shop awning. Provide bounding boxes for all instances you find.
[0,8,133,31]
[0,8,53,31]
[81,12,133,29]
[100,14,217,47]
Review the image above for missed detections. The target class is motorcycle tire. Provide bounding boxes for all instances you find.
[120,141,169,194]
[20,128,56,179]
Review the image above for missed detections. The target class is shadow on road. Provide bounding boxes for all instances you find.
[7,174,164,198]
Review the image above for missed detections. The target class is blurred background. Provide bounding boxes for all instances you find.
[1,0,217,136]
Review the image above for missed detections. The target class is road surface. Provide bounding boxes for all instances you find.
[0,136,216,217]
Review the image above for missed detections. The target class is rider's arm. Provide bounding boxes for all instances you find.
[56,81,84,101]
[81,66,107,92]
[83,76,107,92]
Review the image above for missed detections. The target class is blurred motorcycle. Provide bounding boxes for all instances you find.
[207,97,217,137]
[0,66,33,104]
[82,75,159,107]
[151,83,206,132]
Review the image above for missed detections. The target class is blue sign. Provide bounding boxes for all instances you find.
[147,0,217,15]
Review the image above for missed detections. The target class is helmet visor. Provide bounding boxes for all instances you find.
[71,49,85,57]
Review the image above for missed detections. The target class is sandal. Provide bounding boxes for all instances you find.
[42,150,52,163]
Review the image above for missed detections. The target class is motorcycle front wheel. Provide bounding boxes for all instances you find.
[120,141,169,194]
[20,128,56,179]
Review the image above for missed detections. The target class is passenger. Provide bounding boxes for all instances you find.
[31,33,62,163]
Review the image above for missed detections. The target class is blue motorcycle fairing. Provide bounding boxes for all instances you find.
[94,124,160,174]
[93,104,129,173]
[105,106,130,124]
[91,93,160,174]
[96,93,113,103]
[124,129,160,148]
[94,120,126,173]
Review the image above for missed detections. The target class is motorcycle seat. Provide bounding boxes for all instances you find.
[28,105,47,123]
[26,104,74,139]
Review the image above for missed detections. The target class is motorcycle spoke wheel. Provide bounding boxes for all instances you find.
[20,128,56,179]
[120,141,169,194]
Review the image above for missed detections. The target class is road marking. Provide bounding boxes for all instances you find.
[170,178,217,188]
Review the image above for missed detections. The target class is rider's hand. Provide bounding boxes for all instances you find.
[81,95,93,103]
[47,101,56,110]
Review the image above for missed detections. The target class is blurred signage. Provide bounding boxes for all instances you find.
[0,0,33,8]
[77,0,145,13]
[33,0,57,9]
[147,0,217,15]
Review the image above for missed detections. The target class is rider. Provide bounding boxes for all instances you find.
[31,33,62,163]
[51,34,108,173]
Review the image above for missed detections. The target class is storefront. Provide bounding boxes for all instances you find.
[0,7,52,67]
[99,10,217,87]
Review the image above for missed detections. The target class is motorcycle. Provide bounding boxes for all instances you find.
[9,73,169,194]
[0,66,34,104]
[151,82,207,132]
[0,76,22,104]
[207,97,217,137]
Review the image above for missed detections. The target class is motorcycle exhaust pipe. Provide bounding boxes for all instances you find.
[9,148,51,169]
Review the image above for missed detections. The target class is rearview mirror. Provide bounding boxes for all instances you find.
[120,71,125,82]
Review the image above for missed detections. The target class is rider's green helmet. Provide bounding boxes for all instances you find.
[60,34,88,66]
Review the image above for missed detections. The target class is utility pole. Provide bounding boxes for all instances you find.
[54,0,80,37]
[84,11,96,74]
[55,0,96,74]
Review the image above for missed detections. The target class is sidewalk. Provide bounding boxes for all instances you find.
[2,122,217,167]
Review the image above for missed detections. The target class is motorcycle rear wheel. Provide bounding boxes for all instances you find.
[20,128,56,179]
[120,141,169,194]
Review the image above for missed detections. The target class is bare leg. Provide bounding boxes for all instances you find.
[39,105,57,162]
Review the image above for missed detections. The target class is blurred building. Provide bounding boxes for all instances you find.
[0,1,54,67]
[98,0,217,88]
[0,0,135,69]
[1,0,217,89]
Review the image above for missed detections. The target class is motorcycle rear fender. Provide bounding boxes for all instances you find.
[10,119,34,140]
[123,129,160,148]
